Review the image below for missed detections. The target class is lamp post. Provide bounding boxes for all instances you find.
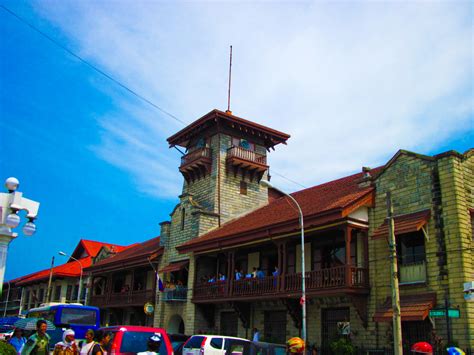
[0,177,40,297]
[260,179,307,345]
[59,251,83,304]
[3,280,10,317]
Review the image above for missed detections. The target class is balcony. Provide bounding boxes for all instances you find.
[179,147,212,182]
[89,289,155,307]
[399,261,426,285]
[163,287,188,302]
[226,146,268,181]
[193,266,368,302]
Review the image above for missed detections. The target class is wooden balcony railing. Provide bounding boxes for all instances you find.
[193,266,368,301]
[180,147,211,167]
[233,276,277,296]
[227,146,267,165]
[90,289,155,307]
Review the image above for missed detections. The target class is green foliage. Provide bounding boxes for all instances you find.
[0,341,17,355]
[329,338,355,355]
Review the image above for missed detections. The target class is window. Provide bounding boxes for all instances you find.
[54,285,62,301]
[210,337,223,349]
[181,208,185,230]
[73,285,79,300]
[60,308,97,325]
[240,181,247,195]
[66,285,72,300]
[287,249,296,274]
[397,232,425,265]
[120,331,169,353]
[264,311,287,344]
[231,137,255,151]
[184,336,206,350]
[38,289,44,303]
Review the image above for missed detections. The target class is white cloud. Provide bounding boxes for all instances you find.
[34,0,473,194]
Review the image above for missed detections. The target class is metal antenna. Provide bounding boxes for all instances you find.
[226,45,233,114]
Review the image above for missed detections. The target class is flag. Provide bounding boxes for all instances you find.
[156,272,164,292]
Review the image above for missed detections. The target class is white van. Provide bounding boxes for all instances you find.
[182,335,255,355]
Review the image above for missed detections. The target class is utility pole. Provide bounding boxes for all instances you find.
[387,191,403,355]
[45,256,54,303]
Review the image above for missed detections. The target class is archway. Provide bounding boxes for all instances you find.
[168,314,185,334]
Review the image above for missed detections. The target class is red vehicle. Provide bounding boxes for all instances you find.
[99,325,174,355]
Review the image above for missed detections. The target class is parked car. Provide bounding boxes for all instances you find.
[99,325,173,355]
[169,333,190,355]
[252,342,286,355]
[183,335,257,355]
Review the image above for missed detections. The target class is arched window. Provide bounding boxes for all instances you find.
[181,208,185,230]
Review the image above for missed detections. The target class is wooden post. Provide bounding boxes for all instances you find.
[281,242,287,291]
[345,226,352,286]
[387,191,403,355]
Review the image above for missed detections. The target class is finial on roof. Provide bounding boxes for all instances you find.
[227,45,233,114]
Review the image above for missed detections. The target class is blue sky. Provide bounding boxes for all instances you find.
[1,1,472,280]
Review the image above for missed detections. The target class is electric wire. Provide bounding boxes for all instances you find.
[1,4,312,191]
[0,4,187,126]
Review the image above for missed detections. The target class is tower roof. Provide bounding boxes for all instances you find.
[167,109,290,149]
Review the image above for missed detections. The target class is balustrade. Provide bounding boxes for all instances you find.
[180,147,211,166]
[193,266,368,301]
[227,146,267,165]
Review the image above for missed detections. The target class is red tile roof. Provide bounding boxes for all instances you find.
[371,209,431,239]
[12,240,128,285]
[178,168,382,253]
[71,239,129,260]
[167,109,290,148]
[85,237,163,272]
[373,293,436,322]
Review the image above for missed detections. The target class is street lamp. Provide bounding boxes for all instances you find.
[59,251,83,304]
[0,177,40,296]
[260,179,307,346]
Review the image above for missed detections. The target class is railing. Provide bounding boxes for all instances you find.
[180,147,211,166]
[232,276,277,296]
[193,266,369,300]
[193,281,228,300]
[227,146,267,165]
[163,287,188,301]
[399,261,426,284]
[90,289,155,306]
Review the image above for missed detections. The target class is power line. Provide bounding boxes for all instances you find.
[0,4,187,126]
[1,4,308,190]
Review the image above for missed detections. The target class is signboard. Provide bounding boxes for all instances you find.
[429,309,460,318]
[337,322,351,335]
[144,302,155,315]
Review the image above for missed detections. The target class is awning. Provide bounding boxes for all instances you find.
[372,209,430,239]
[159,260,189,273]
[373,293,436,322]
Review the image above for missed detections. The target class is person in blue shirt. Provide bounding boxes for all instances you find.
[9,328,27,354]
[235,269,242,280]
[256,268,265,279]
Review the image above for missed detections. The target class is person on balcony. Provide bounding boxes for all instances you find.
[219,273,226,281]
[252,328,260,342]
[252,267,258,278]
[256,268,265,279]
[235,269,242,280]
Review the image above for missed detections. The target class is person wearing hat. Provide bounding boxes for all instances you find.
[137,334,162,355]
[53,328,78,355]
[286,337,305,355]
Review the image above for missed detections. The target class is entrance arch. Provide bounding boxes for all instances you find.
[168,314,185,334]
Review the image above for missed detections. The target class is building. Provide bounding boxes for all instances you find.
[154,108,473,352]
[6,239,127,314]
[86,236,162,327]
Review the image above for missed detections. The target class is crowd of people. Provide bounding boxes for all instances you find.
[6,319,161,355]
[200,266,280,284]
